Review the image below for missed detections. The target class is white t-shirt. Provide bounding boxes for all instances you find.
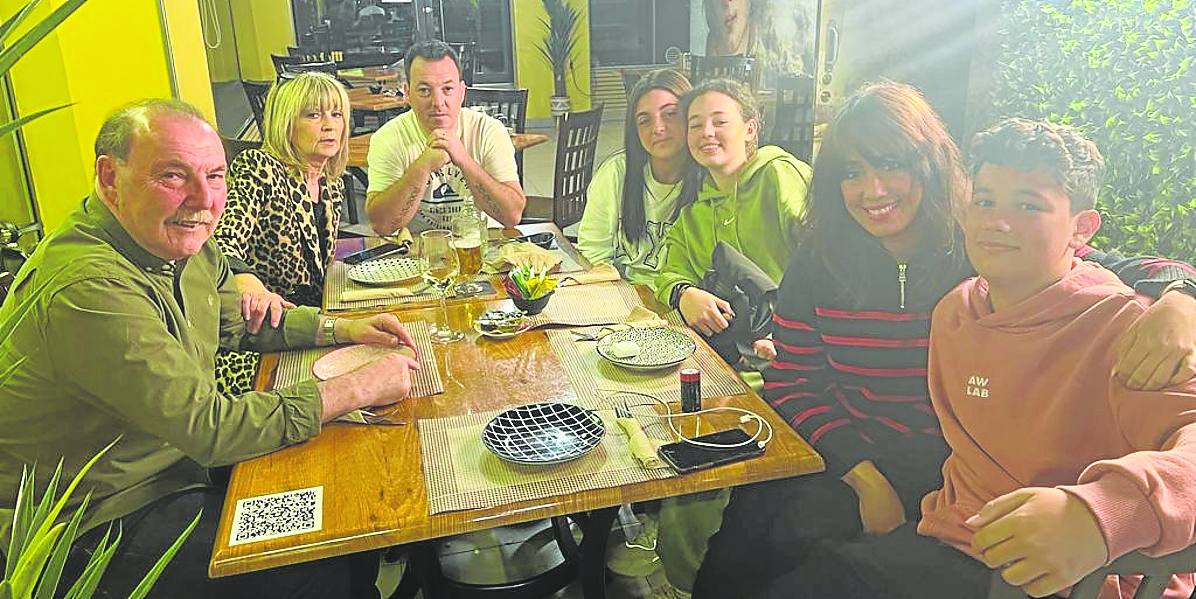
[367,108,518,231]
[576,153,682,287]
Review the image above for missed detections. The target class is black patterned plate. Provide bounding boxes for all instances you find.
[482,402,606,465]
[346,255,422,285]
[596,327,696,371]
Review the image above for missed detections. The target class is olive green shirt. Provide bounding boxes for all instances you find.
[0,195,325,547]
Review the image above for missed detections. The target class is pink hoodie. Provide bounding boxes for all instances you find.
[919,260,1196,598]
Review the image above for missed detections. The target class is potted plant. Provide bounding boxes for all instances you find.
[535,0,581,117]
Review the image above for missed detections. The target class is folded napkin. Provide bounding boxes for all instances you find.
[585,306,669,339]
[485,241,562,273]
[560,263,621,286]
[340,286,415,303]
[615,413,667,469]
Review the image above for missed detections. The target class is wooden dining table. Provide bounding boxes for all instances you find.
[209,225,825,597]
[347,130,551,169]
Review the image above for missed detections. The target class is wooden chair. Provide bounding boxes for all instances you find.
[522,104,605,236]
[767,74,816,164]
[241,80,272,136]
[689,55,756,87]
[464,87,529,182]
[987,545,1196,599]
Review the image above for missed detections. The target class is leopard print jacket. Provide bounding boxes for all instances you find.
[214,148,343,307]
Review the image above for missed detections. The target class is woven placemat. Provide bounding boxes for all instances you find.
[323,262,500,312]
[272,321,444,397]
[419,405,675,514]
[545,314,746,407]
[525,280,643,328]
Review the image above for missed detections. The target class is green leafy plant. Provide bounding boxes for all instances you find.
[503,264,558,300]
[1,439,201,599]
[535,0,581,98]
[986,0,1194,262]
[0,0,89,138]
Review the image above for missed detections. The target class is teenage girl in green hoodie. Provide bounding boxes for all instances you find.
[655,78,813,337]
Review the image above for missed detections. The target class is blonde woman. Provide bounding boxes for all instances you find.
[214,71,352,393]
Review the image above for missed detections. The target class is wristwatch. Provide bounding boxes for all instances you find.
[322,316,339,346]
[1163,279,1196,299]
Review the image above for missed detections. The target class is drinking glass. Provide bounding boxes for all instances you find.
[419,230,464,343]
[452,204,487,295]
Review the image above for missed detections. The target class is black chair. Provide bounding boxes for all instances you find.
[767,74,816,164]
[689,55,757,87]
[621,69,643,97]
[220,136,262,164]
[464,87,529,182]
[522,104,606,235]
[241,80,272,136]
[987,544,1196,599]
[447,41,477,85]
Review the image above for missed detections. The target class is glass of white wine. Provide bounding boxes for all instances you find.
[419,229,464,343]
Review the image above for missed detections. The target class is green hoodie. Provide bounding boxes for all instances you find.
[654,145,812,305]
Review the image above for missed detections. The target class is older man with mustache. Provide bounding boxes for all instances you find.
[0,99,417,598]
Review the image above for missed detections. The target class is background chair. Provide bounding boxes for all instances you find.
[241,80,272,136]
[447,41,477,85]
[220,137,262,164]
[522,104,605,236]
[621,69,643,98]
[688,55,756,87]
[766,74,816,164]
[987,544,1196,599]
[464,87,529,182]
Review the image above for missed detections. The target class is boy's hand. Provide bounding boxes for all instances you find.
[752,338,777,361]
[967,488,1107,598]
[679,286,735,336]
[1114,290,1196,390]
[841,460,906,535]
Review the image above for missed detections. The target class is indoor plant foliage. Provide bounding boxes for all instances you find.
[536,0,581,114]
[988,0,1194,261]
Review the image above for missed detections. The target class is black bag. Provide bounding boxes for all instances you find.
[699,242,778,366]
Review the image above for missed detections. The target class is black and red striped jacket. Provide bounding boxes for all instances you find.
[765,240,1196,484]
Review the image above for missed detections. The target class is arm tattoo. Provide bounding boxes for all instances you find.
[474,187,502,220]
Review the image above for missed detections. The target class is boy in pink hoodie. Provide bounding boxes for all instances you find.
[775,120,1196,599]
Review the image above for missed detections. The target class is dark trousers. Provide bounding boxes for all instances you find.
[694,435,948,599]
[60,487,380,599]
[692,473,863,599]
[770,522,991,599]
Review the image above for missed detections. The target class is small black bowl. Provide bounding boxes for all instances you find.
[510,291,554,315]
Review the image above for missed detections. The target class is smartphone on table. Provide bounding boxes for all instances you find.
[342,243,408,265]
[657,428,765,473]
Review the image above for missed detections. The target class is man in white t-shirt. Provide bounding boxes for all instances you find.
[365,40,526,233]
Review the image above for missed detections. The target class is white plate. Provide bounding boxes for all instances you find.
[346,256,422,286]
[596,327,696,371]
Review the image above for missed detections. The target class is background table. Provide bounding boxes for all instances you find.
[347,131,550,170]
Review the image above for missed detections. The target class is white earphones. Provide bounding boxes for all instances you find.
[604,390,774,450]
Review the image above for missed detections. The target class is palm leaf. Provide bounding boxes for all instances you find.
[23,438,118,556]
[126,511,202,599]
[60,526,118,599]
[0,0,41,45]
[0,0,89,77]
[0,104,71,139]
[8,522,64,599]
[4,465,33,580]
[31,493,90,599]
[21,460,61,558]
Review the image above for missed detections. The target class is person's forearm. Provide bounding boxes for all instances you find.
[366,161,434,234]
[316,377,364,422]
[455,154,525,226]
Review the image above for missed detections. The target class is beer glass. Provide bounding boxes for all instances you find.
[452,204,487,295]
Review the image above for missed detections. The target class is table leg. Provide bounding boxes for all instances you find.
[408,540,444,599]
[579,506,620,599]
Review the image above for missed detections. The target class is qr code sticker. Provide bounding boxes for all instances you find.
[229,486,323,546]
